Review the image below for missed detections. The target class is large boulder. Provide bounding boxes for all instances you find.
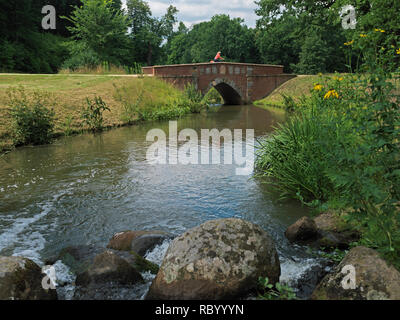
[107,230,171,256]
[285,216,319,243]
[146,218,280,300]
[0,256,57,300]
[312,246,400,300]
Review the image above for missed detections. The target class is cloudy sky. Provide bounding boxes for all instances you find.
[121,0,259,28]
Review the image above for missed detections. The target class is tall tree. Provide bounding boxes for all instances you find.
[166,15,259,65]
[64,0,130,69]
[126,0,178,65]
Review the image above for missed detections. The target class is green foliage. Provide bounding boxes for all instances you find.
[114,78,207,122]
[62,115,75,136]
[202,87,224,106]
[81,96,110,131]
[307,247,349,263]
[63,0,130,69]
[255,27,400,268]
[7,87,55,145]
[127,0,178,65]
[258,277,297,300]
[167,14,259,64]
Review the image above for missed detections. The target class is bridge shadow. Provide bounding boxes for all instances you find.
[213,82,243,105]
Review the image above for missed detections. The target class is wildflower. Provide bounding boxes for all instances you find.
[344,40,354,46]
[324,89,339,100]
[396,48,400,55]
[374,28,385,33]
[362,106,367,110]
[360,34,367,38]
[339,77,344,81]
[314,84,323,91]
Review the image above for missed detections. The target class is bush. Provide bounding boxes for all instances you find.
[7,87,55,146]
[81,96,110,131]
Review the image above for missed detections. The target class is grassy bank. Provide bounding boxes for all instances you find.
[254,75,320,108]
[254,33,400,269]
[0,74,197,153]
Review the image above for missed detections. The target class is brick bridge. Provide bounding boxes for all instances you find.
[142,62,296,105]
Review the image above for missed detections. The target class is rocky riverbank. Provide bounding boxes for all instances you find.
[1,217,399,300]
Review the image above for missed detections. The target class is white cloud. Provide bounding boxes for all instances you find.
[121,0,258,27]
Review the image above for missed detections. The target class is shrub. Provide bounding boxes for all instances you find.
[202,87,224,105]
[8,87,55,145]
[81,96,110,131]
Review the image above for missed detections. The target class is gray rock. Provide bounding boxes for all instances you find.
[75,250,143,286]
[312,246,400,300]
[146,218,280,300]
[0,256,57,300]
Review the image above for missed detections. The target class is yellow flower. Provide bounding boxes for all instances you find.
[396,48,400,55]
[344,40,354,46]
[374,28,385,33]
[360,34,367,38]
[314,84,323,91]
[362,106,367,110]
[324,89,339,100]
[339,77,344,81]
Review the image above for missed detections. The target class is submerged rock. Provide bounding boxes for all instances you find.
[146,218,280,300]
[0,256,57,300]
[76,250,143,286]
[312,246,400,300]
[107,230,172,256]
[74,250,144,300]
[285,216,319,243]
[56,245,104,275]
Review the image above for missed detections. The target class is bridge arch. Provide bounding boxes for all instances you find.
[207,78,244,105]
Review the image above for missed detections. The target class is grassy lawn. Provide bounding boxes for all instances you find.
[0,74,181,153]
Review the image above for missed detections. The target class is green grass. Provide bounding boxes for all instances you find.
[0,74,188,153]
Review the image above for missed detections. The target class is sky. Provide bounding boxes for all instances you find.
[121,0,259,28]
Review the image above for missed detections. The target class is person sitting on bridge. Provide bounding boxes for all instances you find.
[213,51,224,62]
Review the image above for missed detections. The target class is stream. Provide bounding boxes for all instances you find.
[0,105,328,299]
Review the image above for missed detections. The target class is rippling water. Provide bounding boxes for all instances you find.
[0,105,324,298]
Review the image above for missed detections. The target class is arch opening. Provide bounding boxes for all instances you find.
[212,82,243,105]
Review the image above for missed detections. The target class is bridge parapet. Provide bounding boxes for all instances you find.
[142,62,295,104]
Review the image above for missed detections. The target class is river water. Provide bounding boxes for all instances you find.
[0,105,326,299]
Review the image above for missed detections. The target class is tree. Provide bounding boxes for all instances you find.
[126,0,178,65]
[0,0,69,73]
[63,0,130,69]
[166,15,260,65]
[255,0,347,73]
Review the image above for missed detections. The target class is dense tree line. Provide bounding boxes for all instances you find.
[0,0,398,74]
